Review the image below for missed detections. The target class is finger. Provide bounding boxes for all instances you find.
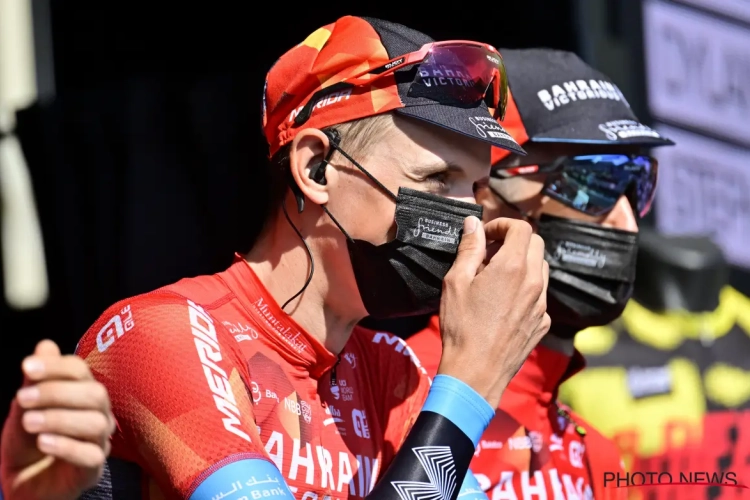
[19,341,62,388]
[527,234,546,273]
[488,219,533,265]
[37,433,106,471]
[22,409,111,444]
[541,259,550,298]
[484,240,503,263]
[34,339,61,357]
[482,217,515,242]
[17,380,109,411]
[448,216,487,281]
[22,353,92,382]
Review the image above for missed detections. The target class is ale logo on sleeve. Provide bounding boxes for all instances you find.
[391,446,457,500]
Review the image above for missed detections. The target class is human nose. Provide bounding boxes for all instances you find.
[600,195,638,232]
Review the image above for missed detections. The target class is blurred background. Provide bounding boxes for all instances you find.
[1,0,748,497]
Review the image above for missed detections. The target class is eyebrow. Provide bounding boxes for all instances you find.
[411,160,463,176]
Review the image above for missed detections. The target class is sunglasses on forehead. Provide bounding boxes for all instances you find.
[294,40,509,126]
[490,154,659,218]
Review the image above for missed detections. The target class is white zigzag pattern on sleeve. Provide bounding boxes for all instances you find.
[391,446,457,500]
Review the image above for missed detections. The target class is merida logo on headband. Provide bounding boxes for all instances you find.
[287,88,353,123]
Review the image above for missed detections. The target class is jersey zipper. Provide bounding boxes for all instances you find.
[556,405,587,437]
[320,357,341,499]
[330,354,341,386]
[556,405,599,499]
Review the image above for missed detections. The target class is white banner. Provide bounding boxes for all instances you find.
[642,0,750,146]
[677,0,750,24]
[654,125,750,268]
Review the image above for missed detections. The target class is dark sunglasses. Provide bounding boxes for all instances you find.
[294,40,508,126]
[491,154,658,218]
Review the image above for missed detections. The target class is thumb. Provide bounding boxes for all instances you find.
[451,216,486,280]
[34,339,61,357]
[20,340,60,386]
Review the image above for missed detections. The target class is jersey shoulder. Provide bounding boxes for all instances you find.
[75,275,263,498]
[351,326,423,369]
[76,272,234,358]
[349,326,431,398]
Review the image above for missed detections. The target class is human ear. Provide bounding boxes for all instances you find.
[288,129,333,208]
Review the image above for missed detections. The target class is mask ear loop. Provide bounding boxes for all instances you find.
[326,135,397,199]
[318,131,398,243]
[280,129,399,310]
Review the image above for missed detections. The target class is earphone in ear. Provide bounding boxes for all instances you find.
[290,155,327,213]
[290,128,342,213]
[308,161,328,185]
[308,128,341,185]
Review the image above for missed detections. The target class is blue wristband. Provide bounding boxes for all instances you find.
[189,458,293,500]
[421,375,495,447]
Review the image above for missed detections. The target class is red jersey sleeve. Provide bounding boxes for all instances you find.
[76,291,266,498]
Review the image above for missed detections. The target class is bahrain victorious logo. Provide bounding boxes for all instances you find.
[391,446,457,500]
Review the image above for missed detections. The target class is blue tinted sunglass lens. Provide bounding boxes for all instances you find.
[630,156,657,217]
[544,155,656,217]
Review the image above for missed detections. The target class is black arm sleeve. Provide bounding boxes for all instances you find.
[366,411,477,500]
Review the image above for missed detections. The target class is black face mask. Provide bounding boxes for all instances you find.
[536,214,639,333]
[294,131,483,319]
[341,188,483,318]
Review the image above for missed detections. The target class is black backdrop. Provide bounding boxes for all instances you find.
[0,2,578,421]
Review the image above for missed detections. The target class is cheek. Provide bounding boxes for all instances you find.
[537,197,602,224]
[331,179,397,244]
[446,179,479,205]
[482,207,500,223]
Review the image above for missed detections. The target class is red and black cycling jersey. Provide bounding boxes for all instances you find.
[76,255,433,499]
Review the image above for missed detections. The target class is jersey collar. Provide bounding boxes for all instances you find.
[506,344,586,405]
[222,254,339,378]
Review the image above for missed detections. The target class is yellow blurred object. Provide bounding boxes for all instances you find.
[703,363,750,409]
[572,324,618,356]
[0,0,49,309]
[562,288,750,488]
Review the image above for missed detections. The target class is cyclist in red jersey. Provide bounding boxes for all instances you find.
[407,49,675,500]
[1,340,114,500]
[72,17,552,500]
